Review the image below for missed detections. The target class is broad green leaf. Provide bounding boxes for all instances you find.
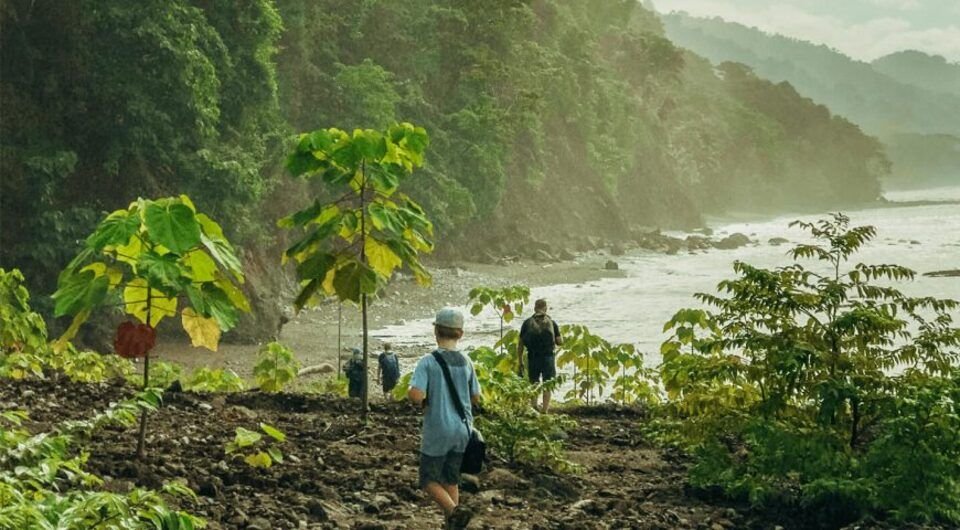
[179,194,196,212]
[369,202,400,233]
[332,262,378,303]
[138,251,187,292]
[181,307,221,352]
[86,209,141,251]
[365,238,402,279]
[53,270,110,317]
[123,278,177,326]
[352,129,386,161]
[144,202,201,255]
[196,213,225,240]
[260,423,286,442]
[293,278,322,311]
[191,283,240,330]
[202,234,243,282]
[233,427,262,448]
[296,253,336,281]
[267,447,284,464]
[214,275,251,313]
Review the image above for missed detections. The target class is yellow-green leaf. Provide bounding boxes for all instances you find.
[182,250,217,283]
[54,308,91,348]
[112,234,143,266]
[215,276,251,313]
[181,307,221,352]
[365,238,402,279]
[244,451,273,468]
[123,278,177,326]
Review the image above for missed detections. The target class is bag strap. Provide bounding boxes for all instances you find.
[432,351,469,426]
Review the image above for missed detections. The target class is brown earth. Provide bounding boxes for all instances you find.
[6,376,768,530]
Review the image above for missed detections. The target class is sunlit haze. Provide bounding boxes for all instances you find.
[653,0,960,62]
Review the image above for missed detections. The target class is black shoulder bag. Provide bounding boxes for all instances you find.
[432,351,485,474]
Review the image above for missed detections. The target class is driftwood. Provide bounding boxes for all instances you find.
[298,363,336,377]
[923,269,960,278]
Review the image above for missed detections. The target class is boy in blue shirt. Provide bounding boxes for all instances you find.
[408,308,480,529]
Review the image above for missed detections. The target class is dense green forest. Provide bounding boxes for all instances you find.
[2,0,888,322]
[660,12,960,189]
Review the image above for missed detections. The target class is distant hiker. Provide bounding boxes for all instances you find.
[408,308,480,529]
[518,298,563,413]
[378,342,401,399]
[344,348,365,399]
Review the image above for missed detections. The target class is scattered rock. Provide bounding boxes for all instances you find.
[535,249,555,262]
[570,499,595,512]
[460,473,480,493]
[609,244,625,256]
[714,233,751,250]
[604,260,619,271]
[484,468,528,489]
[768,237,789,246]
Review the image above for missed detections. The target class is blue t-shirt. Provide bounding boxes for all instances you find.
[410,349,481,457]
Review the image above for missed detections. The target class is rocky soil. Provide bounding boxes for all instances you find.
[2,377,797,530]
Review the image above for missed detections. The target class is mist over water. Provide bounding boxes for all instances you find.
[377,186,960,368]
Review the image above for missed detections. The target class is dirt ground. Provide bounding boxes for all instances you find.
[7,376,770,530]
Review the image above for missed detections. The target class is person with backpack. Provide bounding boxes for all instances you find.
[378,342,401,399]
[518,298,563,413]
[344,348,365,399]
[408,308,481,530]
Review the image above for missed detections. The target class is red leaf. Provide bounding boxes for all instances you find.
[114,321,157,358]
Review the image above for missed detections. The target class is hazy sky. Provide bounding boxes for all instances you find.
[653,0,960,63]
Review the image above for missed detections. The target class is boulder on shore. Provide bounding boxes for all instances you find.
[604,260,619,271]
[714,233,751,250]
[768,237,789,246]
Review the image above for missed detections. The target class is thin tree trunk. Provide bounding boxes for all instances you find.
[360,160,369,422]
[136,288,152,459]
[337,302,342,375]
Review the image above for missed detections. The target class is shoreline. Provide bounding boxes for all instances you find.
[151,254,625,383]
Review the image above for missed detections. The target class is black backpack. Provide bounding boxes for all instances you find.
[524,314,555,354]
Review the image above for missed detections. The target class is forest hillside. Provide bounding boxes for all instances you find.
[660,11,960,189]
[2,0,888,333]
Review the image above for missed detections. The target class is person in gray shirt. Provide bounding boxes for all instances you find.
[408,308,480,529]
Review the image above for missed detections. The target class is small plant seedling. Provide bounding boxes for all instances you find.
[225,423,287,469]
[253,342,299,392]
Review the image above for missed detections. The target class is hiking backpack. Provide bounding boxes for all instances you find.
[524,314,556,354]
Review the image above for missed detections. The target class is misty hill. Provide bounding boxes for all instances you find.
[3,0,887,320]
[873,50,960,98]
[659,12,960,189]
[660,12,960,137]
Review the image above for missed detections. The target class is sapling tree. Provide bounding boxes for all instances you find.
[52,195,249,457]
[468,285,530,349]
[281,123,433,420]
[659,214,960,522]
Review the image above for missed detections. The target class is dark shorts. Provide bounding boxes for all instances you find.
[419,451,463,489]
[382,376,398,394]
[528,353,556,383]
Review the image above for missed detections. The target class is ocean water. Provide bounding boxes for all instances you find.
[375,187,960,369]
